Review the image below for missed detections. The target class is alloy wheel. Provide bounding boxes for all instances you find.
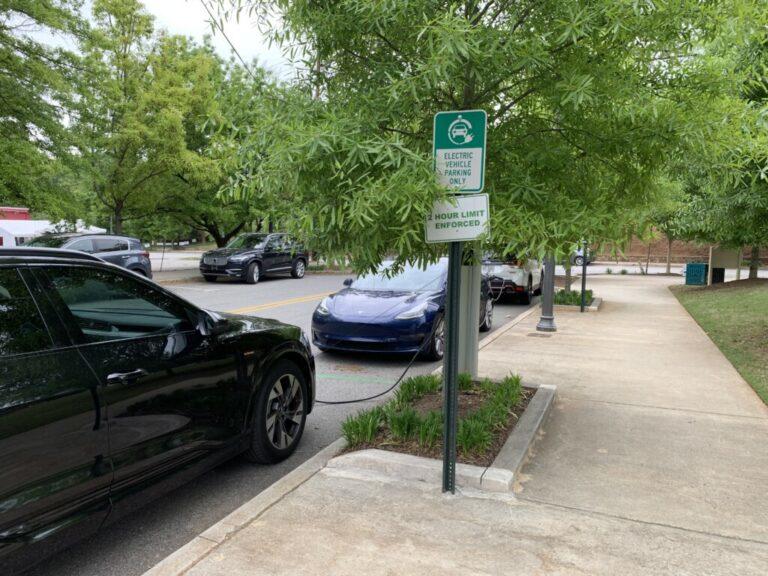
[295,260,305,278]
[265,373,304,450]
[485,299,493,329]
[252,264,260,283]
[433,319,445,357]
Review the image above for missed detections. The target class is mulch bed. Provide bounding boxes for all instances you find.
[349,385,534,467]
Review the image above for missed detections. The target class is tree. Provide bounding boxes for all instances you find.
[164,53,277,247]
[74,0,214,233]
[215,0,752,273]
[0,1,86,216]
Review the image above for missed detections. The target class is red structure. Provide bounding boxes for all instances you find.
[0,207,30,220]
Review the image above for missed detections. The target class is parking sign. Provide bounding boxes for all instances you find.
[433,110,487,194]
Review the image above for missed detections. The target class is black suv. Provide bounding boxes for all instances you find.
[27,233,153,277]
[0,248,314,574]
[200,233,308,283]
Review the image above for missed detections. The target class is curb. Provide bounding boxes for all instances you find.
[552,297,602,313]
[142,437,348,576]
[491,384,556,479]
[479,304,539,351]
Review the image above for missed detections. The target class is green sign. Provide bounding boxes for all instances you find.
[433,109,487,194]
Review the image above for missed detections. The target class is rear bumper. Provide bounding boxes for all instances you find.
[488,279,526,298]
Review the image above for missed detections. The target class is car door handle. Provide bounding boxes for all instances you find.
[106,368,147,386]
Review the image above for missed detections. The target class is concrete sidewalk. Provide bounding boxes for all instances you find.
[145,275,768,575]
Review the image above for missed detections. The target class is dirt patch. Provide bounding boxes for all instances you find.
[351,386,533,467]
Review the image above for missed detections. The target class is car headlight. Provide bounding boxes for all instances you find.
[228,254,250,263]
[396,301,429,320]
[316,297,331,316]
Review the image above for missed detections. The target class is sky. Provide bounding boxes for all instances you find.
[28,0,297,80]
[143,0,295,79]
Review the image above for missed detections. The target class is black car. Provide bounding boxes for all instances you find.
[27,233,153,278]
[200,233,308,284]
[0,248,314,574]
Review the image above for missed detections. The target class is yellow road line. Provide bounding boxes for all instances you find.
[228,291,331,315]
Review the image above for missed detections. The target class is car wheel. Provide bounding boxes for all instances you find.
[520,276,533,305]
[130,268,147,277]
[480,299,493,332]
[423,317,445,361]
[574,256,584,267]
[291,258,306,279]
[245,360,308,464]
[203,275,217,283]
[245,261,261,284]
[534,273,543,296]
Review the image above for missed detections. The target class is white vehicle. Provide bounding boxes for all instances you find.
[482,254,543,304]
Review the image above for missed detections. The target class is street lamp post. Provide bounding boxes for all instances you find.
[537,254,557,332]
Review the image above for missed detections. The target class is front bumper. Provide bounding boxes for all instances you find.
[311,314,433,354]
[199,262,246,278]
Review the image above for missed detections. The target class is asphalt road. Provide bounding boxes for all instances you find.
[26,272,537,576]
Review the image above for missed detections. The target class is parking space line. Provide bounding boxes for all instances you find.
[227,291,331,314]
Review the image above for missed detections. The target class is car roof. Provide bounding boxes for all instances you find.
[0,247,103,263]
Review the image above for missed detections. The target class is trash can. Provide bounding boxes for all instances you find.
[712,267,725,284]
[685,262,708,286]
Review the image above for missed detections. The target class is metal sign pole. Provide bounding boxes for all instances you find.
[580,241,588,312]
[442,240,462,493]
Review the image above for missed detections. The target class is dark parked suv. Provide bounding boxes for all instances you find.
[200,233,308,283]
[27,233,153,277]
[0,248,314,574]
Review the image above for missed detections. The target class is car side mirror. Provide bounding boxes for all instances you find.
[198,310,229,337]
[343,278,353,287]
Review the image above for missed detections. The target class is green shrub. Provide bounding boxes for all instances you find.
[553,289,593,306]
[342,407,383,446]
[393,374,441,409]
[620,268,628,275]
[388,406,420,441]
[418,411,442,449]
[606,268,613,274]
[457,416,492,454]
[458,372,473,391]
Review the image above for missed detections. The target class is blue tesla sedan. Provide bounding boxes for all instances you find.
[311,259,493,360]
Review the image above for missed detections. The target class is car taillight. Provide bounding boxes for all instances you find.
[142,251,150,258]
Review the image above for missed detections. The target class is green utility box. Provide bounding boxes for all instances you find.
[685,262,708,286]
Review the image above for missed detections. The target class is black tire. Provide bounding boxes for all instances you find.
[520,276,533,305]
[574,256,584,267]
[203,275,217,283]
[245,261,261,284]
[480,298,493,332]
[423,317,445,361]
[245,360,308,464]
[291,258,306,279]
[130,268,147,277]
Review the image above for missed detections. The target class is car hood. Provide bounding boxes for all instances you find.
[324,289,442,320]
[204,247,261,258]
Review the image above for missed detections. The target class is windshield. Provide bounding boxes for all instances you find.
[226,234,268,250]
[351,262,446,292]
[27,235,69,248]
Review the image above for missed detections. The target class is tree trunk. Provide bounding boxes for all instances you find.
[113,204,123,234]
[749,245,760,280]
[666,236,673,275]
[645,243,652,275]
[564,260,572,293]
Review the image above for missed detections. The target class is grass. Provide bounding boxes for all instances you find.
[554,289,594,306]
[671,280,768,404]
[342,372,525,463]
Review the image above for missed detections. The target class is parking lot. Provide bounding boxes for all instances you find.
[25,271,536,576]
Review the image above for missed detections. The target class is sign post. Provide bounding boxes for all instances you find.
[431,110,487,494]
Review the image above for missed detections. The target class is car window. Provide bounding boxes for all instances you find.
[43,267,196,343]
[66,238,95,253]
[351,261,447,292]
[266,235,283,250]
[0,268,53,356]
[93,238,129,253]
